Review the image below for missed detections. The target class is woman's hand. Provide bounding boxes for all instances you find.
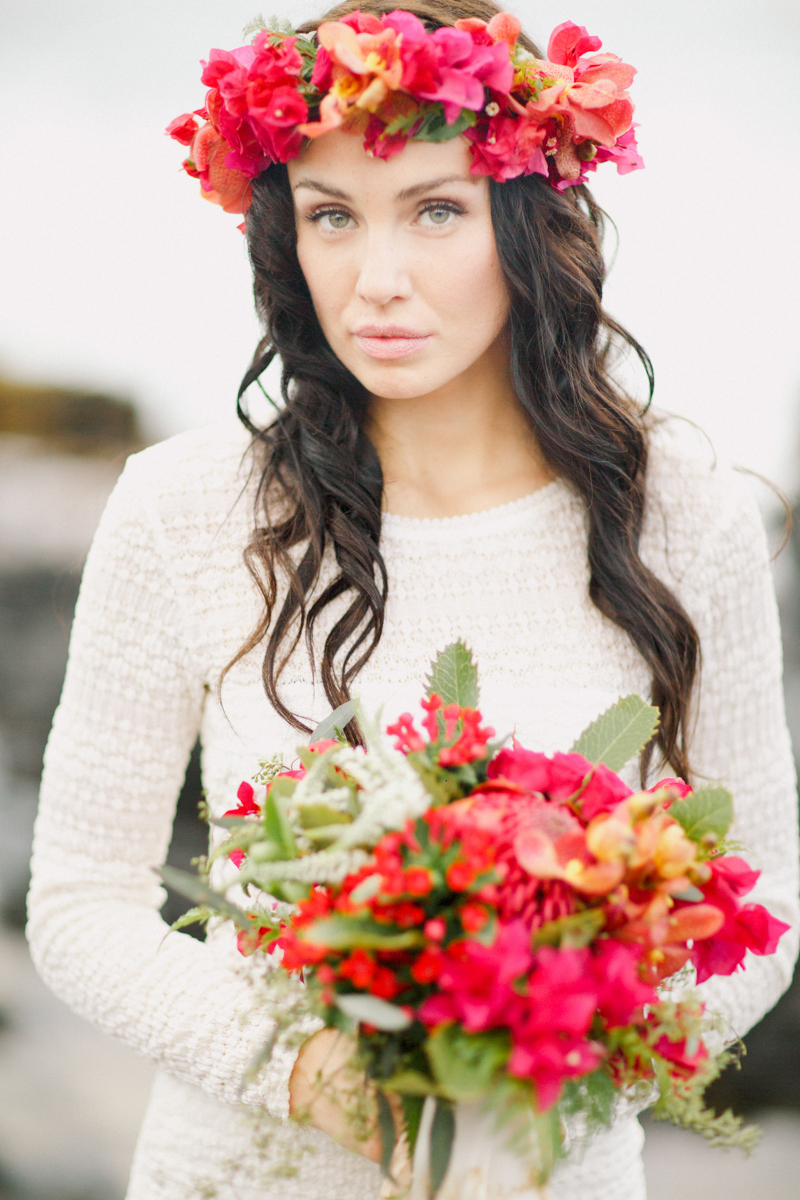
[289,1028,385,1161]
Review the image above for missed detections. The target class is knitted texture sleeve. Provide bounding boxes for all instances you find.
[650,456,800,1039]
[26,449,312,1120]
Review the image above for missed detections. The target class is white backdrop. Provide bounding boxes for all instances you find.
[1,0,799,488]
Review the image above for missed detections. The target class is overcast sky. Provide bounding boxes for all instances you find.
[1,0,799,489]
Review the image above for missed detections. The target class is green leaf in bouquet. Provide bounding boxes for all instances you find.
[533,907,605,950]
[157,866,262,930]
[263,784,298,858]
[426,640,479,709]
[668,786,733,843]
[336,993,413,1031]
[169,905,216,934]
[426,1025,509,1103]
[400,1093,426,1156]
[310,699,359,744]
[570,694,659,771]
[381,1070,441,1096]
[429,1100,455,1199]
[299,804,352,829]
[246,838,285,863]
[306,914,423,951]
[267,879,310,904]
[376,1091,397,1178]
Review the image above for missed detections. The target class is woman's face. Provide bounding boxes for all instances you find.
[288,131,510,401]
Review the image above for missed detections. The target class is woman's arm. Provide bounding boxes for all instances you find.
[675,467,799,1037]
[26,453,316,1119]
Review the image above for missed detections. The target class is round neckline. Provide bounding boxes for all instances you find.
[381,477,567,534]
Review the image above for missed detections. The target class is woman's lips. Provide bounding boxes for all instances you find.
[353,326,431,360]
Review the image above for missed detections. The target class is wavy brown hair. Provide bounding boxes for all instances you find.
[229,0,699,781]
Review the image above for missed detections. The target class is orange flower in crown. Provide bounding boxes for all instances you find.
[166,10,644,219]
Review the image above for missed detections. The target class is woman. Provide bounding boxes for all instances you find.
[27,2,798,1198]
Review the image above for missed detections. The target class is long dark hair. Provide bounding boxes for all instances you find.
[229,0,699,781]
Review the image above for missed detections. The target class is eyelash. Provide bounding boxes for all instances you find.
[307,199,466,226]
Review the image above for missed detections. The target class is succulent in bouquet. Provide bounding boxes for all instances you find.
[163,643,790,1198]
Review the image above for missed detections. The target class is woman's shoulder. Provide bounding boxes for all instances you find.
[122,418,255,493]
[101,419,259,560]
[642,415,766,585]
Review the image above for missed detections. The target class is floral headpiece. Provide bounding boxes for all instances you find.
[167,10,643,222]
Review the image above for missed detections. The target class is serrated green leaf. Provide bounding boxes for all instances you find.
[570,694,659,771]
[429,1101,455,1199]
[170,905,214,934]
[310,700,358,744]
[426,641,479,709]
[158,866,256,929]
[668,787,733,842]
[336,993,412,1031]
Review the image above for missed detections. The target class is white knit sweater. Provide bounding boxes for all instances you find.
[28,418,799,1200]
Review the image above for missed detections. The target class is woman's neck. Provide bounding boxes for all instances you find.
[366,342,554,520]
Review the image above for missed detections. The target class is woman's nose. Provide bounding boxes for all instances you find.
[355,228,413,308]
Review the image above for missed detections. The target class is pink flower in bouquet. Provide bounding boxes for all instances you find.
[224,781,260,868]
[591,940,656,1027]
[419,920,533,1031]
[689,857,791,983]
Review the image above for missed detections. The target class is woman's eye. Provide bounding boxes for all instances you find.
[418,204,460,227]
[314,209,353,231]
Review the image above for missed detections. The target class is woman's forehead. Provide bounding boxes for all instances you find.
[287,131,481,200]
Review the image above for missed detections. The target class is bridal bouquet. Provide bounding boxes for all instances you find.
[164,644,789,1198]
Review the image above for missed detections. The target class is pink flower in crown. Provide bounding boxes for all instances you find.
[508,21,639,185]
[416,24,514,124]
[200,37,308,172]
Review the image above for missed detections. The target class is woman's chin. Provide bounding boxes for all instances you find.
[345,358,458,403]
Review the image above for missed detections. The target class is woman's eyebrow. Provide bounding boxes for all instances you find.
[395,175,478,200]
[293,179,351,199]
[292,174,479,202]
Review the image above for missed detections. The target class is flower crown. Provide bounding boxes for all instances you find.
[167,10,643,222]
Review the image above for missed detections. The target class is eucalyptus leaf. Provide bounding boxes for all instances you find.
[335,993,412,1031]
[429,1102,455,1199]
[570,694,659,771]
[668,786,734,842]
[426,641,479,709]
[310,700,358,744]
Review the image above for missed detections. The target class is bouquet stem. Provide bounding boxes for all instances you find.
[408,1099,550,1200]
